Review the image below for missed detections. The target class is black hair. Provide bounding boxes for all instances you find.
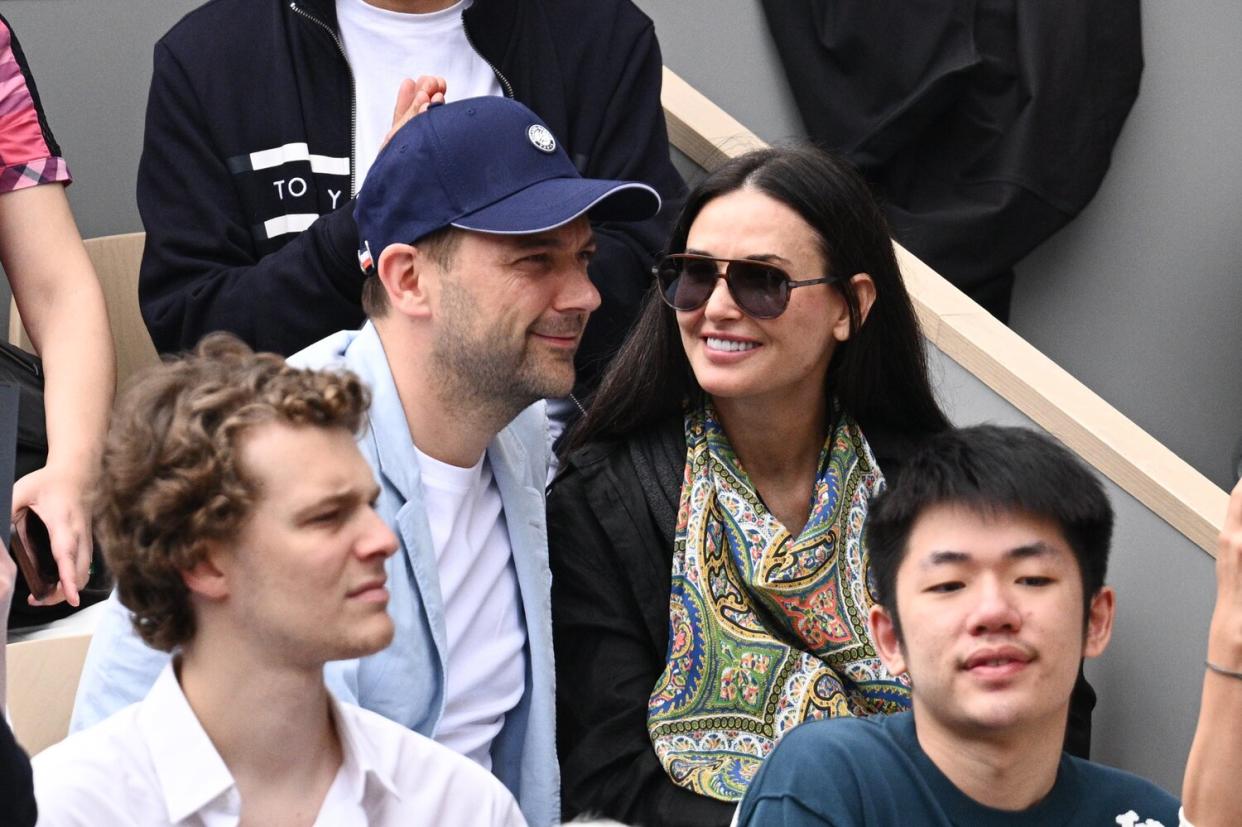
[568,144,948,450]
[866,425,1114,637]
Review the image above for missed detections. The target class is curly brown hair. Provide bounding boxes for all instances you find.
[95,333,371,651]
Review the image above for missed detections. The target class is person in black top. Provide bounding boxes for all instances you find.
[1,543,37,826]
[548,146,1097,826]
[135,0,684,401]
[547,145,953,826]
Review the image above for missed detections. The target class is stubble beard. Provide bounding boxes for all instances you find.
[430,278,575,423]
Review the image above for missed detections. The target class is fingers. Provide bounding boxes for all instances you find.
[44,511,86,608]
[28,582,65,608]
[412,74,447,101]
[390,77,419,126]
[383,76,448,148]
[11,473,34,517]
[1225,477,1242,537]
[10,468,94,608]
[1209,482,1242,670]
[1219,479,1242,576]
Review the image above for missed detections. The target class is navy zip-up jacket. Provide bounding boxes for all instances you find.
[137,0,685,389]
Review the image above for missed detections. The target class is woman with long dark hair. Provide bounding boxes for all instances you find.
[549,145,948,826]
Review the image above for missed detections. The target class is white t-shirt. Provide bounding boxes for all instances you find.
[414,445,526,770]
[335,0,504,190]
[32,663,527,827]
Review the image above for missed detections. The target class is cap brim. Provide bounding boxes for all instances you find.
[451,178,661,235]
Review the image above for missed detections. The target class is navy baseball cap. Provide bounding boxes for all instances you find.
[355,96,662,273]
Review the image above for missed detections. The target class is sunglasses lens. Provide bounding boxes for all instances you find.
[657,257,717,311]
[729,261,787,318]
[656,256,792,318]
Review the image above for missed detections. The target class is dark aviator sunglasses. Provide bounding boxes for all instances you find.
[653,254,841,319]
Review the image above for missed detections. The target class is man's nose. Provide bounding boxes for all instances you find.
[558,262,601,314]
[358,506,399,561]
[967,579,1023,635]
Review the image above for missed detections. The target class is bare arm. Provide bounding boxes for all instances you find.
[0,183,115,607]
[1183,478,1242,825]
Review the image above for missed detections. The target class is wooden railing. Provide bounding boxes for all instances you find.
[661,67,1229,555]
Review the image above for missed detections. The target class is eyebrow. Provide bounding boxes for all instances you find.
[683,248,790,265]
[922,542,1055,567]
[292,483,381,520]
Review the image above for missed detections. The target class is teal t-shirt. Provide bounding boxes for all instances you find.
[736,712,1180,826]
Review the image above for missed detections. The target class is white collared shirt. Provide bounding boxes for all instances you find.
[33,663,527,826]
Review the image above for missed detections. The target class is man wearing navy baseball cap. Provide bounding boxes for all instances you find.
[71,97,660,827]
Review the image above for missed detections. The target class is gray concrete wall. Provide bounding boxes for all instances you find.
[2,0,200,240]
[1009,1,1242,491]
[640,0,1242,491]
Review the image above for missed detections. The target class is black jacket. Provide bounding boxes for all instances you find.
[548,419,1094,826]
[761,0,1142,321]
[137,0,685,388]
[1,718,36,827]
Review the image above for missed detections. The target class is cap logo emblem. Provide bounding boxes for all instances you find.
[527,124,556,153]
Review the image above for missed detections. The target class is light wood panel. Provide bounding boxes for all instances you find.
[6,634,92,755]
[660,66,1229,554]
[9,231,158,389]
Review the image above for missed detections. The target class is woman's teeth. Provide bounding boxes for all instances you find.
[706,337,759,352]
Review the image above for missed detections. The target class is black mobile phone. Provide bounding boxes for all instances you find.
[10,508,57,600]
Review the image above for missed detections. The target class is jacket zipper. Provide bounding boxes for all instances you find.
[462,12,514,99]
[289,2,358,196]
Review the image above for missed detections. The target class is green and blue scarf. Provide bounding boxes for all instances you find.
[647,402,911,801]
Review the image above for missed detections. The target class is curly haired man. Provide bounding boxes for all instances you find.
[32,335,525,826]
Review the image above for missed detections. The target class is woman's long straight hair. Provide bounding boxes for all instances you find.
[569,145,949,450]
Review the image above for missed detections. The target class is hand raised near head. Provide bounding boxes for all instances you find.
[381,75,448,150]
[1210,478,1242,672]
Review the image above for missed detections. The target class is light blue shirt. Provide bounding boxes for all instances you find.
[71,323,560,827]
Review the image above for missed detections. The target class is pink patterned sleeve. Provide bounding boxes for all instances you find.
[0,15,71,193]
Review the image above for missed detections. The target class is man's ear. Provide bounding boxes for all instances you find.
[377,243,434,318]
[832,273,877,343]
[869,603,908,677]
[181,541,230,602]
[1083,586,1116,659]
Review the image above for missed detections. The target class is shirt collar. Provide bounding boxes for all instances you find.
[135,661,239,824]
[892,712,1084,825]
[136,660,403,822]
[328,694,403,804]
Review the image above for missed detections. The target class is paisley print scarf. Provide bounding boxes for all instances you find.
[646,402,911,801]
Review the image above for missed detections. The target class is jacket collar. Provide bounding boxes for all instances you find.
[337,323,537,515]
[290,0,339,28]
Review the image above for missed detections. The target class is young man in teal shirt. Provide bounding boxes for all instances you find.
[737,426,1183,826]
